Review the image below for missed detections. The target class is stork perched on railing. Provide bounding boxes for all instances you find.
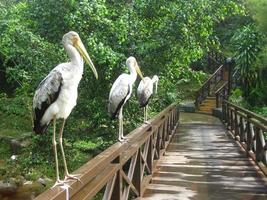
[32,31,98,188]
[137,75,159,122]
[108,57,144,142]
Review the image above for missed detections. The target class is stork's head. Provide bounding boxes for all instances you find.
[126,56,144,81]
[152,75,159,82]
[152,75,159,94]
[62,31,98,79]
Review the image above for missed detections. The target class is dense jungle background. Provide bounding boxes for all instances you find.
[0,0,266,198]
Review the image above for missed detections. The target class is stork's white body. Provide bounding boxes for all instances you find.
[32,31,98,187]
[40,63,83,125]
[108,57,140,141]
[137,75,159,122]
[33,43,84,127]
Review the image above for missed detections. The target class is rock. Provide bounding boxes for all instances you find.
[10,139,23,154]
[37,177,52,187]
[10,155,17,160]
[13,176,26,186]
[23,181,33,185]
[0,181,17,195]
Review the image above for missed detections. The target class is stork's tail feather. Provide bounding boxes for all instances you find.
[33,121,49,134]
[139,101,148,108]
[109,111,119,120]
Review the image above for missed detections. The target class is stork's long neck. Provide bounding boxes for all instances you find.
[128,63,137,85]
[64,44,83,70]
[152,77,158,84]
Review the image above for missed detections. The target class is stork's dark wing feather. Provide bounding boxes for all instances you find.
[137,78,153,107]
[108,76,130,119]
[32,70,63,134]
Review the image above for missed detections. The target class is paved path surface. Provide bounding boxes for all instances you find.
[142,112,267,200]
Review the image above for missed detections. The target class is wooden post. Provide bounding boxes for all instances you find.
[234,108,239,139]
[156,128,160,160]
[111,156,122,200]
[255,127,263,162]
[132,149,141,196]
[216,93,219,108]
[226,57,234,94]
[246,116,252,154]
[147,135,153,173]
[239,117,245,142]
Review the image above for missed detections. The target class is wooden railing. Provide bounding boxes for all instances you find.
[195,64,224,108]
[34,103,179,200]
[222,100,267,175]
[215,81,229,107]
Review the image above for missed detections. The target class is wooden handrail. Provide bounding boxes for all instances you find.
[34,103,179,200]
[215,81,228,107]
[222,100,267,175]
[224,100,267,124]
[200,64,224,91]
[214,81,228,95]
[195,64,225,108]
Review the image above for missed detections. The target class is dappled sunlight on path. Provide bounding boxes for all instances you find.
[142,112,267,200]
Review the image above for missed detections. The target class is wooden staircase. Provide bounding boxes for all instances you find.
[195,51,233,114]
[197,96,216,114]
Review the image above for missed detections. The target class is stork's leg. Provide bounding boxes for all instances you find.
[118,108,123,142]
[144,105,150,124]
[58,119,81,183]
[118,107,128,142]
[143,107,146,122]
[51,117,65,188]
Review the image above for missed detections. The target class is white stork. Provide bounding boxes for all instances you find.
[32,31,98,187]
[137,75,159,122]
[108,56,144,142]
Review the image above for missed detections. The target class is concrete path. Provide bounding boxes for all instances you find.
[142,112,267,200]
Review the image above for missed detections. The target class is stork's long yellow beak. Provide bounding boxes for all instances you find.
[135,64,144,81]
[73,38,98,79]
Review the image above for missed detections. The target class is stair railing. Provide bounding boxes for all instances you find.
[215,81,229,107]
[195,64,224,108]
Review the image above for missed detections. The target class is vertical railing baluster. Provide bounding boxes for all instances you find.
[239,117,245,142]
[147,135,153,173]
[246,116,252,155]
[111,156,121,200]
[132,149,141,197]
[156,127,160,159]
[234,108,238,139]
[255,127,263,162]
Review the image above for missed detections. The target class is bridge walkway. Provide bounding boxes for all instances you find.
[142,112,267,200]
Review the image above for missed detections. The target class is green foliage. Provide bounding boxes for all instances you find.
[73,138,103,152]
[0,0,244,186]
[252,107,267,118]
[247,0,267,33]
[231,24,263,98]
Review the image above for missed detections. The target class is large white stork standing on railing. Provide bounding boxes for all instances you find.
[137,75,159,122]
[108,56,144,142]
[32,31,98,188]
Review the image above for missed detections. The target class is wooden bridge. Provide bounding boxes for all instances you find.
[34,102,267,200]
[34,52,267,200]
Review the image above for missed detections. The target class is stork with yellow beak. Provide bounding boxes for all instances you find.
[108,56,144,142]
[32,31,98,187]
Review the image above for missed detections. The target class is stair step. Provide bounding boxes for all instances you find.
[199,108,215,111]
[197,111,213,114]
[201,102,216,105]
[206,96,216,99]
